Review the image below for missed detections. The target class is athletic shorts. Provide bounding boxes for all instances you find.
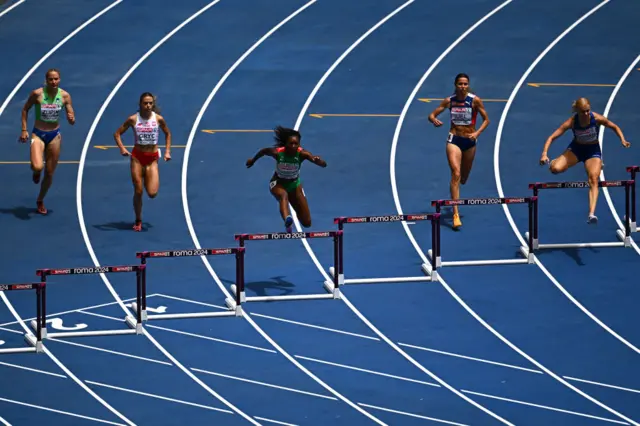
[270,176,300,193]
[32,127,60,144]
[132,146,160,167]
[447,133,476,152]
[567,140,601,163]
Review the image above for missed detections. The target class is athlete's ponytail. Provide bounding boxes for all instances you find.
[138,92,161,113]
[273,126,301,147]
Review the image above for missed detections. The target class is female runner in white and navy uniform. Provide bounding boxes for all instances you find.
[113,92,172,231]
[540,97,631,224]
[428,73,490,230]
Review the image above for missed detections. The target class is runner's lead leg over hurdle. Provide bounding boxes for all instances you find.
[0,283,45,354]
[627,166,638,232]
[426,197,536,268]
[526,179,633,251]
[32,265,144,339]
[330,213,441,284]
[133,247,244,320]
[232,230,342,303]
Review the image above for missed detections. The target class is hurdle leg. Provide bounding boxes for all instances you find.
[323,233,342,298]
[125,270,143,333]
[616,183,632,247]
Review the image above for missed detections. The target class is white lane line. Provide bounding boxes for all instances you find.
[181,1,389,424]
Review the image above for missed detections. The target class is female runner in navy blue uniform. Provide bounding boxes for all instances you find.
[540,97,631,224]
[428,73,490,230]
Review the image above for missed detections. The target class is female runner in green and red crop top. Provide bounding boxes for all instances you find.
[246,126,327,232]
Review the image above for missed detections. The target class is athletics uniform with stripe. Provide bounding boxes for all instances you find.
[270,146,302,192]
[33,88,64,144]
[567,112,601,163]
[132,112,160,166]
[447,93,477,151]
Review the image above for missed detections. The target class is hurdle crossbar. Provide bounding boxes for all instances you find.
[233,231,342,302]
[426,197,536,271]
[0,283,45,354]
[33,265,144,339]
[527,179,633,251]
[330,213,441,284]
[135,248,244,319]
[627,166,638,232]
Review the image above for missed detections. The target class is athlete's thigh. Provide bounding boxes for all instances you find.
[289,184,310,218]
[584,156,602,178]
[460,145,476,175]
[551,149,579,173]
[30,135,45,169]
[130,157,144,192]
[269,179,288,200]
[44,135,62,174]
[144,160,159,195]
[446,140,463,173]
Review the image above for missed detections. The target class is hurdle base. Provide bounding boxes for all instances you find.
[328,267,436,285]
[30,320,47,338]
[225,297,244,317]
[24,334,44,353]
[420,263,438,282]
[130,301,236,322]
[230,284,336,303]
[525,232,628,250]
[124,315,143,334]
[426,249,531,267]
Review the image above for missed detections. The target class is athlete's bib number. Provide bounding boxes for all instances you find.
[40,104,61,122]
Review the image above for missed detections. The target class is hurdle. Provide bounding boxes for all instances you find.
[425,197,536,271]
[329,213,441,284]
[627,166,638,232]
[0,283,45,354]
[524,179,633,252]
[32,265,143,339]
[232,231,342,303]
[132,247,244,320]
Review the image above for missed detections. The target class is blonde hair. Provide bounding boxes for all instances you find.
[571,97,590,113]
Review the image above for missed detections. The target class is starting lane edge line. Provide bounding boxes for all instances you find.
[181,1,392,425]
[84,380,233,414]
[190,368,337,401]
[76,310,277,353]
[460,390,629,425]
[0,396,126,426]
[0,0,25,19]
[253,417,298,426]
[291,1,516,426]
[249,312,380,341]
[76,1,264,424]
[357,403,469,426]
[0,294,157,328]
[0,359,68,379]
[598,54,640,256]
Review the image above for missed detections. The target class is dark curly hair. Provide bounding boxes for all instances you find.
[273,126,301,147]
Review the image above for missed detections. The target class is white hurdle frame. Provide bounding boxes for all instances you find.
[133,248,244,320]
[627,166,638,232]
[425,196,536,271]
[523,179,633,254]
[31,265,144,339]
[0,283,44,354]
[329,213,441,284]
[232,231,342,303]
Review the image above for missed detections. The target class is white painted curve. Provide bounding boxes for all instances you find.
[598,54,640,256]
[76,1,261,424]
[0,2,135,425]
[493,0,640,356]
[180,1,387,424]
[288,0,515,424]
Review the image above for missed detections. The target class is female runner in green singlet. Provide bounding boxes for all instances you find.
[246,126,327,232]
[19,69,75,215]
